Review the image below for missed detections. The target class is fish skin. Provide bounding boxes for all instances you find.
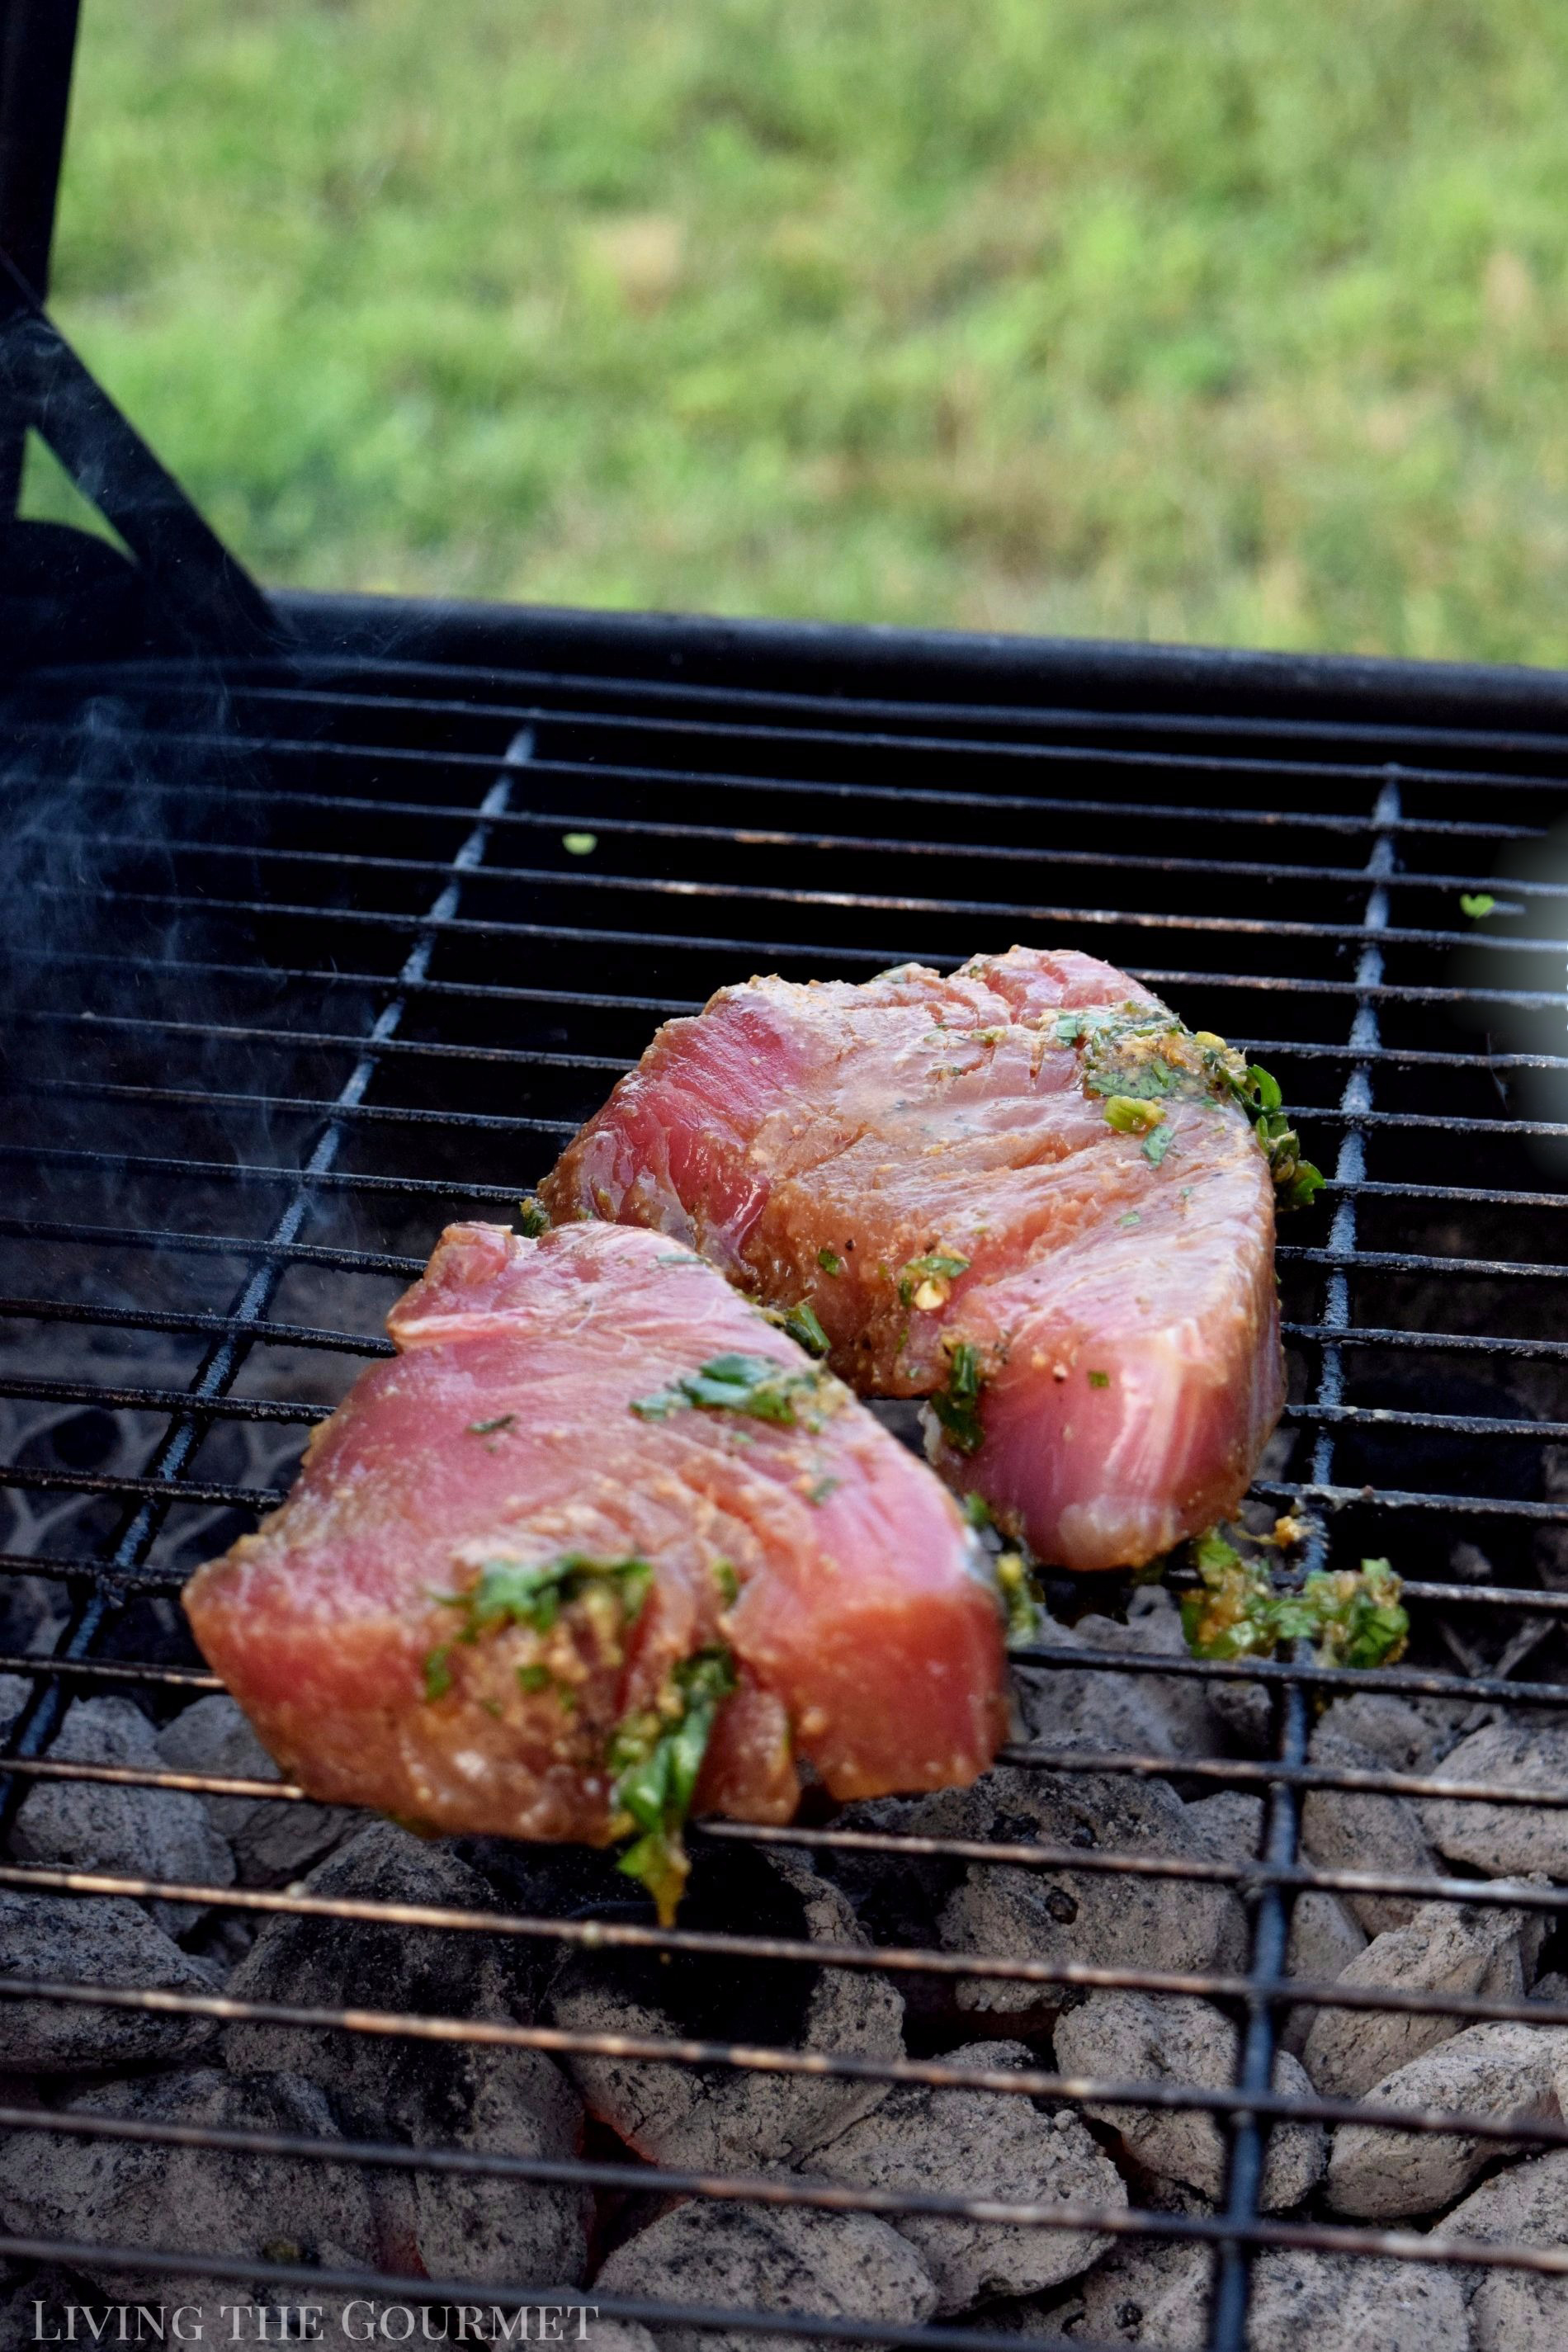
[541,946,1284,1572]
[183,1222,1005,1842]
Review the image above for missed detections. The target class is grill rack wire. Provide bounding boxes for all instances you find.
[2,631,1568,2352]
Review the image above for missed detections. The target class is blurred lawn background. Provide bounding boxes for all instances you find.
[33,0,1568,659]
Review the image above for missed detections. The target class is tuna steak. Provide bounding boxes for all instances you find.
[185,1222,1005,1914]
[541,947,1287,1572]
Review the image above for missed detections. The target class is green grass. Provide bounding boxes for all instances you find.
[36,0,1568,660]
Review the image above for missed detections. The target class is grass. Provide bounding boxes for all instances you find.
[34,0,1568,661]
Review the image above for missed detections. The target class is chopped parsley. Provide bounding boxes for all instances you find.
[897,1249,971,1307]
[1086,1370,1111,1389]
[781,1299,830,1358]
[632,1351,832,1428]
[562,832,598,856]
[437,1553,652,1643]
[930,1339,985,1457]
[423,1647,453,1701]
[1054,999,1323,1211]
[817,1247,844,1277]
[466,1414,516,1436]
[711,1558,740,1606]
[517,1662,553,1693]
[1117,1210,1141,1228]
[608,1647,737,1922]
[995,1549,1043,1646]
[1181,1530,1408,1669]
[1103,1094,1166,1135]
[517,1197,550,1238]
[962,1492,994,1530]
[1460,892,1495,919]
[806,1474,839,1505]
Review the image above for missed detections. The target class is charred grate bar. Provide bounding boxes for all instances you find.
[2,612,1568,2352]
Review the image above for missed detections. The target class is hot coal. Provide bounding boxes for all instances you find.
[1301,1894,1542,2099]
[1419,1720,1568,1877]
[10,1697,234,1934]
[0,1888,220,2074]
[1299,1726,1438,1938]
[803,2039,1122,2311]
[547,1845,904,2170]
[156,1693,356,1887]
[1326,2019,1568,2217]
[1052,1992,1324,2211]
[595,2197,937,2352]
[0,2067,383,2303]
[1443,2147,1568,2347]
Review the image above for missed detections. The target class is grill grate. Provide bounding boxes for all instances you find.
[3,623,1568,2351]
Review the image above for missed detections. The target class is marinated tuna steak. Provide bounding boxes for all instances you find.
[185,1222,1005,1915]
[541,947,1294,1573]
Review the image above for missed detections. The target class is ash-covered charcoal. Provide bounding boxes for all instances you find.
[1244,2249,1471,2351]
[1029,2193,1212,2349]
[1183,1790,1263,1863]
[221,1821,527,2122]
[386,2035,591,2288]
[1311,1692,1450,1774]
[1279,1891,1367,2057]
[0,1889,221,2073]
[9,1697,234,1934]
[933,1765,1246,2023]
[1052,1992,1325,2211]
[547,1844,904,2169]
[801,2038,1124,2312]
[1012,1588,1224,1760]
[564,2325,656,2352]
[1443,2147,1568,2347]
[593,2197,937,2352]
[1419,1719,1568,1875]
[1325,2019,1568,2217]
[0,2269,97,2352]
[1301,1893,1542,2099]
[0,2069,382,2304]
[155,1694,357,1887]
[1299,1728,1438,1937]
[0,1674,26,1740]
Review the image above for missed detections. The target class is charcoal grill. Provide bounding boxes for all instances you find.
[6,17,1568,2352]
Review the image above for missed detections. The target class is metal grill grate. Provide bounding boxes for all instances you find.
[3,618,1568,2352]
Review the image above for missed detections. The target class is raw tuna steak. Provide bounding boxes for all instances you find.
[541,947,1292,1572]
[185,1221,1005,1915]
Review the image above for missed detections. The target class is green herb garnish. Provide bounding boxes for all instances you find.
[438,1553,653,1641]
[782,1299,830,1357]
[711,1558,740,1607]
[562,832,598,856]
[517,1662,554,1693]
[1460,892,1495,919]
[1181,1533,1408,1669]
[423,1646,452,1702]
[1103,1094,1166,1135]
[930,1339,985,1457]
[517,1197,550,1238]
[466,1414,516,1436]
[1055,999,1323,1211]
[609,1647,737,1922]
[1086,1370,1111,1389]
[995,1549,1043,1646]
[806,1474,839,1504]
[632,1351,832,1428]
[897,1250,971,1306]
[962,1492,993,1530]
[817,1247,844,1276]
